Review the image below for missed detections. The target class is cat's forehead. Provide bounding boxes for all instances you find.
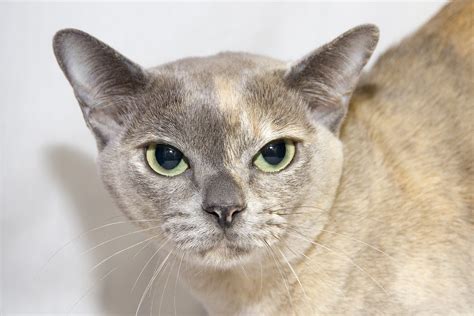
[147,52,307,123]
[156,52,287,77]
[154,52,286,102]
[125,53,312,159]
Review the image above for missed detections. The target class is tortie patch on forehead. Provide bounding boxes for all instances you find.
[212,75,267,142]
[207,71,313,148]
[213,76,242,112]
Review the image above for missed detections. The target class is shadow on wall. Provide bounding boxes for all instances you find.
[45,145,205,315]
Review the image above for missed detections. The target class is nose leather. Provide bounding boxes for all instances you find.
[202,173,245,228]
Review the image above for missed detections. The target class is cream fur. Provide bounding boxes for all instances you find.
[179,3,473,314]
[53,2,473,314]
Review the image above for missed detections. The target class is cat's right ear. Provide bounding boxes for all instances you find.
[284,25,379,135]
[53,29,148,149]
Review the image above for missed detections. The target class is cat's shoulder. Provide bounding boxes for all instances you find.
[420,1,473,60]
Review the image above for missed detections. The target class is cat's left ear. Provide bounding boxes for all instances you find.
[285,24,379,134]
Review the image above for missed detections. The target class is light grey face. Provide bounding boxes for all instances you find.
[98,60,319,267]
[53,26,378,268]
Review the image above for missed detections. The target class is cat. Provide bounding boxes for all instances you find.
[53,2,472,314]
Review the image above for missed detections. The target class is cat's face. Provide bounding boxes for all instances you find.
[97,57,344,267]
[53,26,378,268]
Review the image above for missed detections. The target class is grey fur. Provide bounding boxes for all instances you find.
[202,172,246,228]
[53,25,379,310]
[52,3,474,313]
[285,24,379,133]
[53,25,377,265]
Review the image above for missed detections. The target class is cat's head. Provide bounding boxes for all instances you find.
[53,26,378,268]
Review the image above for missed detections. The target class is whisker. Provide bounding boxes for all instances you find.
[277,248,307,297]
[266,205,327,224]
[68,266,118,313]
[133,238,156,259]
[89,234,160,272]
[259,260,263,298]
[82,224,162,255]
[287,228,390,297]
[150,276,158,316]
[193,268,204,278]
[272,215,394,261]
[174,253,185,316]
[284,244,384,314]
[274,212,314,216]
[294,242,386,314]
[159,255,176,316]
[135,249,173,316]
[269,205,327,213]
[277,247,320,314]
[151,259,171,316]
[284,244,348,300]
[131,239,170,292]
[319,229,395,261]
[240,264,250,281]
[270,205,385,224]
[38,218,162,276]
[262,239,294,311]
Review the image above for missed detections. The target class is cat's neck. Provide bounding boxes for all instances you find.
[182,262,277,315]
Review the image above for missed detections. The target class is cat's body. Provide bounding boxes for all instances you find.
[181,3,473,315]
[54,2,472,315]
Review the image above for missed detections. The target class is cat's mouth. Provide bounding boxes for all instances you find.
[196,238,253,264]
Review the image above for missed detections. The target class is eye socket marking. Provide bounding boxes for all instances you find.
[146,144,189,177]
[253,139,296,173]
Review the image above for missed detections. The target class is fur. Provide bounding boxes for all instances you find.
[53,2,473,314]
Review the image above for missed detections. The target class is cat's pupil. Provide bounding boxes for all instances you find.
[261,141,286,165]
[155,145,183,170]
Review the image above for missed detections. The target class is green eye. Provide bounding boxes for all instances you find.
[146,144,189,177]
[253,139,296,173]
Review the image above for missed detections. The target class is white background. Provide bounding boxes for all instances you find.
[1,2,446,315]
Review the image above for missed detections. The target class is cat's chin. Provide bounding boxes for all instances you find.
[188,239,256,269]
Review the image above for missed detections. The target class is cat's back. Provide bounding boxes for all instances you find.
[354,1,472,136]
[347,1,473,196]
[334,4,473,312]
[368,0,472,118]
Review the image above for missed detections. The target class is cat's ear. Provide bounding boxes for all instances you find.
[53,29,148,149]
[285,24,379,134]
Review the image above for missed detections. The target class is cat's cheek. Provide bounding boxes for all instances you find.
[249,150,312,208]
[281,126,343,250]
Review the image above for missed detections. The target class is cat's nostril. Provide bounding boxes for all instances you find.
[203,207,220,218]
[202,205,246,229]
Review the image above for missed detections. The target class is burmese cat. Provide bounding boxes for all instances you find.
[53,2,473,314]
